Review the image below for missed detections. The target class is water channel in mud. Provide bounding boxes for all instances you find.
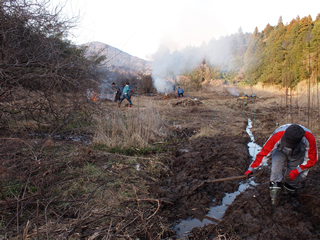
[173,118,262,239]
[29,132,91,145]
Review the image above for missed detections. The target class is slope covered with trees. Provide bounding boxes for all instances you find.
[152,14,320,93]
[245,15,320,88]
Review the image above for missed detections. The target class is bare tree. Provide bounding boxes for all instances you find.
[0,0,106,133]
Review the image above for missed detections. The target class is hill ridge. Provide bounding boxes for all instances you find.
[83,41,152,73]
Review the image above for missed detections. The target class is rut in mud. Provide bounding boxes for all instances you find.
[149,133,251,221]
[151,95,320,239]
[188,162,320,239]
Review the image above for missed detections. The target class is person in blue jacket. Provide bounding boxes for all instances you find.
[119,83,133,108]
[177,87,184,98]
[173,84,176,93]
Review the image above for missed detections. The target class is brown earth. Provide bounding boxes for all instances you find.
[148,94,320,240]
[1,91,320,239]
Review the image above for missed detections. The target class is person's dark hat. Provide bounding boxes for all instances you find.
[281,124,305,148]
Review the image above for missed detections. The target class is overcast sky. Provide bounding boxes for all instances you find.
[56,0,320,60]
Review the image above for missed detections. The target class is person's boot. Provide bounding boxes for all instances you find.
[129,104,131,108]
[118,104,120,108]
[270,182,282,206]
[283,182,297,196]
[284,182,299,207]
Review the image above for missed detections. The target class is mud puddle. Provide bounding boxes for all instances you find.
[29,132,91,145]
[173,181,256,238]
[173,119,261,238]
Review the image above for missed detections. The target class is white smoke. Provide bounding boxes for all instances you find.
[151,45,198,93]
[150,33,242,93]
[152,76,173,93]
[227,86,239,96]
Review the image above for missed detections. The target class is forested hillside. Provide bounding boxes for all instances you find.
[245,15,320,88]
[152,14,320,92]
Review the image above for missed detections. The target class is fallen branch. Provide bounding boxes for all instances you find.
[300,194,320,200]
[146,199,160,220]
[133,186,152,240]
[126,197,174,205]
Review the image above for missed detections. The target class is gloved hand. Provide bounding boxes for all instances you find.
[245,170,253,178]
[285,169,299,181]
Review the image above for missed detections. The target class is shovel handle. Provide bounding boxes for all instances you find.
[205,174,258,184]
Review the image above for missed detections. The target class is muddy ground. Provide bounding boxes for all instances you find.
[148,93,320,239]
[1,91,320,239]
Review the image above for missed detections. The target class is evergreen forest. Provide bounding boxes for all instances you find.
[152,14,320,92]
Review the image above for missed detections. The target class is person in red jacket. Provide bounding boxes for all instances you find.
[244,124,318,206]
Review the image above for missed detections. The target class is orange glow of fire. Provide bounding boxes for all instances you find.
[91,95,98,102]
[162,95,169,100]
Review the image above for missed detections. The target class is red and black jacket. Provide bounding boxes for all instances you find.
[248,124,318,173]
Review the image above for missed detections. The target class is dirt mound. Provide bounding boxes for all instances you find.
[168,127,199,140]
[149,134,251,221]
[171,98,202,107]
[162,93,177,99]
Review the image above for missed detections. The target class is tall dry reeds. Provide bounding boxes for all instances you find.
[93,101,168,148]
[240,81,320,131]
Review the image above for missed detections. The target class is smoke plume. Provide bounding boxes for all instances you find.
[151,29,247,93]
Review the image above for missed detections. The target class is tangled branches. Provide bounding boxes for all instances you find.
[0,0,106,133]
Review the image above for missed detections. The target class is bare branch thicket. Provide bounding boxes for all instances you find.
[0,0,107,132]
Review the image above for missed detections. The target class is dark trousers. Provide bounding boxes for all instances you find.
[114,91,121,102]
[119,93,132,105]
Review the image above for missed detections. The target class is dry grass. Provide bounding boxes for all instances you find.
[249,81,320,132]
[243,81,320,110]
[92,101,168,148]
[0,136,172,239]
[241,82,284,97]
[189,124,219,140]
[293,80,320,108]
[203,80,320,134]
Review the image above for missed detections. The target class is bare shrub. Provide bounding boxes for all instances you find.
[136,73,157,94]
[111,71,156,94]
[93,102,167,148]
[0,0,106,133]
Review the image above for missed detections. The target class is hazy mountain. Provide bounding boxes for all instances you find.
[83,41,152,73]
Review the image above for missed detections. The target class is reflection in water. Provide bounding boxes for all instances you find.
[173,118,261,239]
[246,118,262,160]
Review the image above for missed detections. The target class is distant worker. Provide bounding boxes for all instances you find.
[173,84,176,93]
[244,124,318,206]
[119,83,133,108]
[177,87,184,98]
[112,82,121,102]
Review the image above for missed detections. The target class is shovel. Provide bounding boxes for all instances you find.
[192,174,258,192]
